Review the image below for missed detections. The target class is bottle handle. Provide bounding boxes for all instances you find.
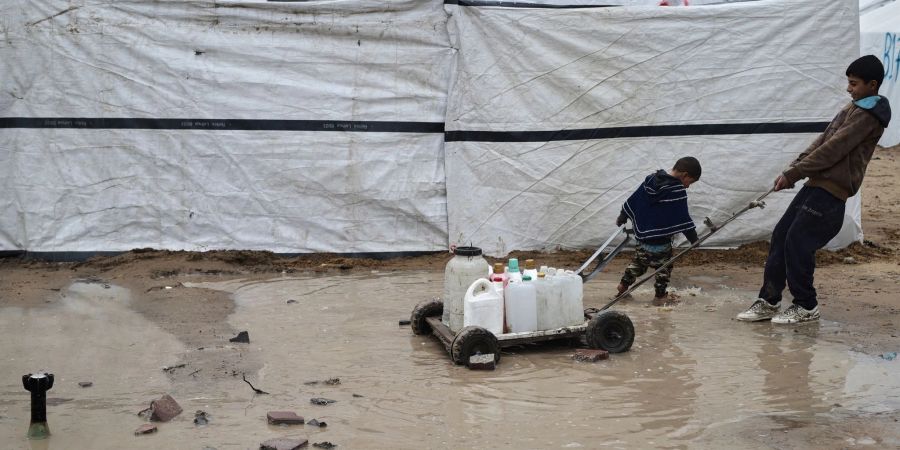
[465,278,491,298]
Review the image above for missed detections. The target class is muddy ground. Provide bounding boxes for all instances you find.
[1,145,899,449]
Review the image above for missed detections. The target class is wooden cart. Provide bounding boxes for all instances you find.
[410,299,634,368]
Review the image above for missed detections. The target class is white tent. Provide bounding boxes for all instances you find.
[861,0,900,147]
[0,0,864,256]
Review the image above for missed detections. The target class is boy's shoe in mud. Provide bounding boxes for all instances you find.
[736,299,780,322]
[616,283,630,297]
[771,304,819,324]
[652,295,668,306]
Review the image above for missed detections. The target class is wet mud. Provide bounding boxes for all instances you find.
[1,272,897,449]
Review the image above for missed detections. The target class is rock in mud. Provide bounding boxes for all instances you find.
[881,352,897,361]
[260,437,309,450]
[468,354,496,370]
[573,349,609,362]
[310,397,336,406]
[149,394,183,422]
[78,381,93,388]
[267,411,304,425]
[286,299,298,304]
[194,410,210,425]
[313,442,336,449]
[134,423,157,435]
[229,331,250,343]
[398,319,411,326]
[307,418,327,427]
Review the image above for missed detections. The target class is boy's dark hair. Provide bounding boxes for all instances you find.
[673,156,701,180]
[846,55,885,89]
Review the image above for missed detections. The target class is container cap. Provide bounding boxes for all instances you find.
[522,275,532,281]
[493,262,505,273]
[454,246,483,256]
[508,258,519,271]
[537,272,545,278]
[524,259,536,269]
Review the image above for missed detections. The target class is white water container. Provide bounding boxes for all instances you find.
[505,276,538,333]
[559,271,585,326]
[463,278,504,335]
[443,246,490,333]
[534,274,559,331]
[536,272,584,330]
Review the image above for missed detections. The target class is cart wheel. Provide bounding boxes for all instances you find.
[450,326,501,366]
[586,310,634,353]
[410,298,443,336]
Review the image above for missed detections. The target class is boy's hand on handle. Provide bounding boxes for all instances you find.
[773,174,793,192]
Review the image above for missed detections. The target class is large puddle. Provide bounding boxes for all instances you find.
[1,273,898,449]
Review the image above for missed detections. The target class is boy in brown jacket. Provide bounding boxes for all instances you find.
[737,55,891,324]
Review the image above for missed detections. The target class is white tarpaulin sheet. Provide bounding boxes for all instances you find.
[861,0,900,147]
[1,0,867,255]
[0,0,451,253]
[444,0,862,256]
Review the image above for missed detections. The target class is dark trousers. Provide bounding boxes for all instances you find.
[759,186,845,310]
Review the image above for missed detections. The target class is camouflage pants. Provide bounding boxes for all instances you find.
[620,243,673,298]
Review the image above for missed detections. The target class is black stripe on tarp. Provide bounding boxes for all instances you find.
[446,0,615,8]
[0,117,445,133]
[445,122,829,142]
[1,117,829,141]
[12,250,445,263]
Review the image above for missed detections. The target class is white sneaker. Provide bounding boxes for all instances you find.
[736,299,780,322]
[771,304,819,324]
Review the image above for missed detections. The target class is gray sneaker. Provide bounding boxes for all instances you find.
[736,299,781,322]
[771,304,819,324]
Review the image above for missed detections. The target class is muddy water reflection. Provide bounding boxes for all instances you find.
[0,283,184,449]
[191,273,900,449]
[0,274,897,449]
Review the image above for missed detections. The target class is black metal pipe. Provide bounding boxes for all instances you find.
[22,373,53,439]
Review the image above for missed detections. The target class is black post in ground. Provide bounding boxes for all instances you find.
[22,372,54,439]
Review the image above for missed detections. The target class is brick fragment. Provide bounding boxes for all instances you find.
[260,437,308,450]
[573,349,609,362]
[134,424,157,435]
[468,354,496,370]
[267,411,304,425]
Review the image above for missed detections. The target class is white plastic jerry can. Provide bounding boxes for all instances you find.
[535,273,559,331]
[559,271,585,326]
[463,278,504,335]
[505,275,538,333]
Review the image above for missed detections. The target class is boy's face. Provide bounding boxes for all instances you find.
[671,170,697,188]
[846,75,879,101]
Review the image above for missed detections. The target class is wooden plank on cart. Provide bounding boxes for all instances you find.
[425,316,454,349]
[496,324,588,347]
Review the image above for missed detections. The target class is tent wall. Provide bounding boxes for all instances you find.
[444,0,861,255]
[860,0,900,147]
[1,0,862,255]
[0,0,452,253]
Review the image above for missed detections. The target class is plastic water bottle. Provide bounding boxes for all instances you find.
[523,259,538,281]
[505,274,537,333]
[507,258,523,283]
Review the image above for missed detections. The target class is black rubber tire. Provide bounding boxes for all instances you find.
[586,310,635,353]
[410,298,443,336]
[450,326,501,366]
